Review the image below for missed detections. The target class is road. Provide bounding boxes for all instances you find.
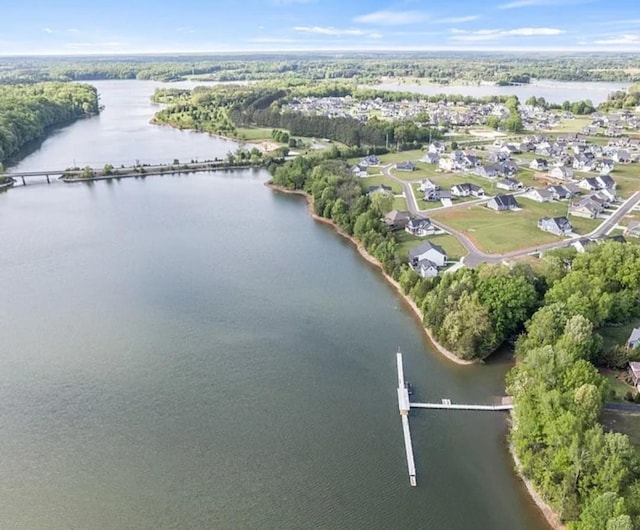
[382,164,640,267]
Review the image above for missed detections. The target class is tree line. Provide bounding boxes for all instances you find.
[2,53,640,84]
[0,82,99,163]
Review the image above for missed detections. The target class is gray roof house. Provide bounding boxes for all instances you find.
[409,241,447,267]
[538,216,573,236]
[405,218,435,237]
[451,183,485,198]
[416,259,439,278]
[525,187,554,203]
[497,178,523,191]
[487,194,520,211]
[396,161,416,172]
[368,184,393,196]
[384,210,412,229]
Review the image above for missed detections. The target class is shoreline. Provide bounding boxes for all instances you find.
[509,442,565,530]
[266,182,475,366]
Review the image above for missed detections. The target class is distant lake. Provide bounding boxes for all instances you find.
[368,79,631,105]
[0,80,548,529]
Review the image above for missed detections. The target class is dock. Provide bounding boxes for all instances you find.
[396,352,417,486]
[395,352,513,487]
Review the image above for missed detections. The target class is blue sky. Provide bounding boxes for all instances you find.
[2,0,640,55]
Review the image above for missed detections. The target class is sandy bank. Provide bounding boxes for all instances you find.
[266,182,475,366]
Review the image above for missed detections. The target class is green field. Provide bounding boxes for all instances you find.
[235,127,276,141]
[377,149,424,165]
[430,199,600,254]
[392,196,408,210]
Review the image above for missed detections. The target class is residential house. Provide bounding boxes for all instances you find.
[451,183,485,198]
[475,163,502,179]
[596,174,616,190]
[487,194,520,211]
[613,149,632,163]
[550,166,574,180]
[418,178,439,192]
[529,158,549,171]
[628,328,640,350]
[416,259,439,278]
[500,144,522,156]
[351,164,368,178]
[572,238,596,254]
[497,178,523,191]
[396,161,416,172]
[525,188,554,203]
[424,189,452,202]
[409,240,448,267]
[578,177,600,192]
[360,154,380,166]
[421,152,440,165]
[439,157,459,172]
[597,159,615,174]
[368,184,393,196]
[428,141,446,154]
[538,216,573,236]
[546,185,575,201]
[405,218,435,237]
[384,210,411,230]
[570,196,604,219]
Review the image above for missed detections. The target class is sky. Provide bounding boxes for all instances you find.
[2,0,640,55]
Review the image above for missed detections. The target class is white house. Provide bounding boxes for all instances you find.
[409,240,447,267]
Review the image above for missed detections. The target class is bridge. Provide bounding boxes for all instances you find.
[395,352,513,487]
[0,160,262,186]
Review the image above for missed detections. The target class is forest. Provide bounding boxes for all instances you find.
[152,82,447,148]
[2,52,640,84]
[0,82,99,163]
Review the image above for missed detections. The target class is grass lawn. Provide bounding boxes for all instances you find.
[602,369,636,401]
[601,410,640,455]
[359,175,403,194]
[549,116,593,134]
[430,200,578,253]
[235,127,276,141]
[378,150,424,165]
[600,319,640,351]
[394,230,466,261]
[610,164,640,199]
[393,196,408,210]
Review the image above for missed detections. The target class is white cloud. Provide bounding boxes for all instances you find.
[499,0,589,9]
[354,10,426,26]
[435,15,480,24]
[293,26,381,38]
[451,27,564,41]
[593,34,640,45]
[42,27,53,33]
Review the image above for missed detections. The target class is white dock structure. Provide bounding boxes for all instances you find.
[396,352,417,486]
[395,352,513,487]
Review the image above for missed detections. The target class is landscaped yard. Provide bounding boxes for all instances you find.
[394,230,466,261]
[359,175,403,194]
[601,410,640,455]
[392,196,408,210]
[600,319,640,351]
[377,149,424,165]
[430,199,599,253]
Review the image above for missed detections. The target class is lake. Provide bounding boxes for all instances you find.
[369,79,631,105]
[0,80,548,529]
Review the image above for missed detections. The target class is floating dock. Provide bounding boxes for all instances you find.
[395,352,514,487]
[396,352,417,486]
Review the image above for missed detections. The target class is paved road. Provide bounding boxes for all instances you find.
[604,402,640,413]
[382,163,640,267]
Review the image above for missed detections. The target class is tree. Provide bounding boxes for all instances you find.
[370,192,393,215]
[103,163,114,175]
[575,492,629,530]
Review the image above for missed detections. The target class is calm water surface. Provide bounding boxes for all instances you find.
[370,79,630,105]
[0,80,548,529]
